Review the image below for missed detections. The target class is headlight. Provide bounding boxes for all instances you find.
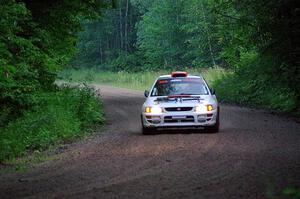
[207,104,213,111]
[145,106,162,114]
[195,104,214,112]
[145,107,151,113]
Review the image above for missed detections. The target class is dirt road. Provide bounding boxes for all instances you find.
[1,85,299,199]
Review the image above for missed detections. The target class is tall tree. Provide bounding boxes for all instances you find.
[72,0,140,70]
[0,0,105,125]
[137,0,187,69]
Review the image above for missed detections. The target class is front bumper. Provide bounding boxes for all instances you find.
[142,109,218,128]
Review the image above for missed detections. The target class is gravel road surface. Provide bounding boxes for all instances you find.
[0,85,299,199]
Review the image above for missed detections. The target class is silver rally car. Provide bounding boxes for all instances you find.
[141,71,219,134]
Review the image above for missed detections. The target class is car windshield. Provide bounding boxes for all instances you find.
[151,78,209,96]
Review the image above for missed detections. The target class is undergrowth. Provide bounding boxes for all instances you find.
[0,85,104,162]
[212,56,299,115]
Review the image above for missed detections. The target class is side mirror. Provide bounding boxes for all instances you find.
[144,90,149,97]
[210,88,215,95]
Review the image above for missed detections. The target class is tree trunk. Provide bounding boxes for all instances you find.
[125,0,129,52]
[119,0,123,50]
[100,39,103,64]
[200,1,216,66]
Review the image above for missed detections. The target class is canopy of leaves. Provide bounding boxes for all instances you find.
[0,0,106,126]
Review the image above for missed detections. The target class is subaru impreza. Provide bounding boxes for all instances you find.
[141,71,219,134]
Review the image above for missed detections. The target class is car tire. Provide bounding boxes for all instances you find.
[141,115,156,135]
[142,126,156,135]
[206,122,219,133]
[206,109,220,133]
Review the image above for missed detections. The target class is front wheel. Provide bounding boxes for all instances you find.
[206,122,219,133]
[206,109,220,133]
[141,115,156,135]
[142,126,156,135]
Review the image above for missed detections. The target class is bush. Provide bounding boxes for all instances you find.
[0,85,104,162]
[106,51,145,72]
[212,55,299,114]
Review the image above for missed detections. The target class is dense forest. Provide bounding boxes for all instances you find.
[73,0,300,113]
[0,0,299,161]
[0,0,108,161]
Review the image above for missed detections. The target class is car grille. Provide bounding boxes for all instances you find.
[164,116,195,123]
[164,107,193,112]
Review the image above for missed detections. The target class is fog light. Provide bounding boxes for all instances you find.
[197,115,206,122]
[151,116,161,120]
[151,117,161,124]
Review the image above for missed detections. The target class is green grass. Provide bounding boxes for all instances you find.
[60,66,299,116]
[266,185,300,199]
[0,85,105,162]
[59,67,227,91]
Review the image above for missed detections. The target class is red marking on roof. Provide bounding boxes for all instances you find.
[171,71,188,77]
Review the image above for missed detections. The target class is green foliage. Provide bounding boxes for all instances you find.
[0,86,104,161]
[266,186,300,199]
[212,55,299,113]
[137,0,188,68]
[0,0,104,127]
[281,187,300,199]
[0,0,110,162]
[180,0,220,67]
[107,51,146,72]
[71,0,140,69]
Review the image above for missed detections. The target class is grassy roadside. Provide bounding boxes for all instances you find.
[58,68,227,91]
[60,68,299,116]
[0,85,105,164]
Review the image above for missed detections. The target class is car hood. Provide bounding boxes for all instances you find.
[143,95,217,108]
